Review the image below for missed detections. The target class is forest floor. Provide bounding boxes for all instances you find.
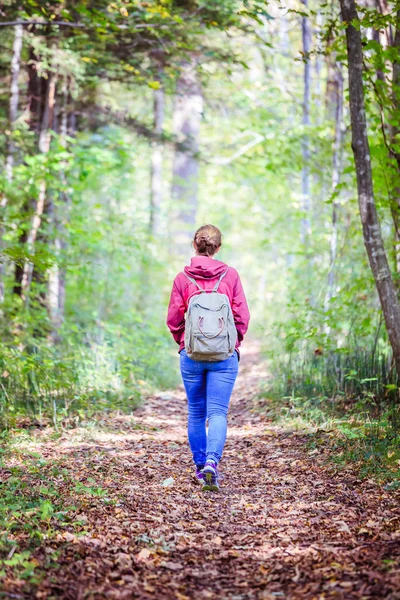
[1,346,400,599]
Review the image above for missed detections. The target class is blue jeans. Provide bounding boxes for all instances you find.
[180,349,239,465]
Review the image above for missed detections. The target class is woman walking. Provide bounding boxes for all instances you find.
[167,224,250,491]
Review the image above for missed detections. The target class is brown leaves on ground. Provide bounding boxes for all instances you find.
[1,345,400,599]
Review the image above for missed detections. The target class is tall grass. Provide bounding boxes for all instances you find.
[272,344,398,422]
[0,324,179,428]
[264,341,400,484]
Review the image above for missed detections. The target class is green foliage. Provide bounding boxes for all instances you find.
[0,458,71,583]
[261,335,400,486]
[0,0,400,435]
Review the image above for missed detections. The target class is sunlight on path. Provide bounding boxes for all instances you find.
[3,348,400,600]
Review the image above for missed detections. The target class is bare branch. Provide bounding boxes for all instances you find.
[0,19,170,29]
[0,20,86,28]
[212,131,265,165]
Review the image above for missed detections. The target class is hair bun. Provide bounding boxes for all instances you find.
[197,234,212,243]
[193,225,222,257]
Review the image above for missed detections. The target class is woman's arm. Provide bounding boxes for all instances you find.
[166,279,186,345]
[231,271,250,343]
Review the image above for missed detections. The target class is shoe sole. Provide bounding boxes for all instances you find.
[202,470,219,492]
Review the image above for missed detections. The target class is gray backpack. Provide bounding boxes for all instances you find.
[184,269,238,362]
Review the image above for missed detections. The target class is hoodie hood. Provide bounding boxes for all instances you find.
[184,256,227,280]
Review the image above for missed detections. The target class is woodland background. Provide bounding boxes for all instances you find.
[0,0,400,473]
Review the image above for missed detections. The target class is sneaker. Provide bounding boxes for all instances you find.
[201,461,219,492]
[194,464,205,484]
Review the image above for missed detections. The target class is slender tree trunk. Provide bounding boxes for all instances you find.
[21,71,57,297]
[373,0,385,82]
[149,85,164,237]
[326,64,344,306]
[340,0,400,376]
[5,24,23,181]
[14,48,44,297]
[301,0,312,244]
[314,11,323,124]
[57,102,75,332]
[171,61,203,258]
[48,78,69,336]
[0,23,23,303]
[390,11,400,281]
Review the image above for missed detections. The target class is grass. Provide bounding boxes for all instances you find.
[0,421,127,591]
[0,457,75,586]
[260,342,400,484]
[262,395,400,487]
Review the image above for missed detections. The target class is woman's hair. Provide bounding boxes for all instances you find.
[194,224,222,257]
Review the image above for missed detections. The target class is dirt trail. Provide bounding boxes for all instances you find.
[3,346,400,599]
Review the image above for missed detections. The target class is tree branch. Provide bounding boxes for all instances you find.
[0,20,171,29]
[212,132,265,165]
[0,20,86,28]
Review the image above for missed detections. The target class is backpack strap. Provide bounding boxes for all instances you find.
[213,268,229,292]
[184,268,229,293]
[183,272,204,292]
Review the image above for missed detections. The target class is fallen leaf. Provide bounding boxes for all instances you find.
[212,536,222,545]
[162,477,175,487]
[136,548,151,561]
[175,593,190,600]
[336,520,352,535]
[161,561,183,571]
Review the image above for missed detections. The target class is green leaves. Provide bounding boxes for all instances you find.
[39,499,54,521]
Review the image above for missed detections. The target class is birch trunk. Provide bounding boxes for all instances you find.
[314,11,323,123]
[171,61,203,259]
[149,85,164,237]
[48,78,70,337]
[5,24,23,182]
[326,64,344,306]
[301,0,311,244]
[340,0,400,376]
[0,23,23,303]
[57,103,76,332]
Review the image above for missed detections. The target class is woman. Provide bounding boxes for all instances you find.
[167,224,250,491]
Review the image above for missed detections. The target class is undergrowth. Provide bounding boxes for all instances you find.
[263,346,400,488]
[0,435,123,591]
[0,322,179,429]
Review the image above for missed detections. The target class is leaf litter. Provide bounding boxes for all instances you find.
[1,350,399,599]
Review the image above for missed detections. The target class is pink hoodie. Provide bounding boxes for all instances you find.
[166,256,250,352]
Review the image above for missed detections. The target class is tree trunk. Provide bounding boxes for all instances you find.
[373,0,385,82]
[149,85,164,237]
[21,71,57,298]
[5,23,23,181]
[340,0,400,376]
[171,61,203,259]
[301,0,312,244]
[0,23,23,303]
[48,78,72,339]
[326,63,344,306]
[390,11,400,281]
[14,48,45,297]
[314,11,323,123]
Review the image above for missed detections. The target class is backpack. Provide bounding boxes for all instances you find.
[184,269,238,362]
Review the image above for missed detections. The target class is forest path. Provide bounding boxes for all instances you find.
[4,346,400,599]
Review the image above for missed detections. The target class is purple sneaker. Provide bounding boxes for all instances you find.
[194,464,205,484]
[201,461,219,492]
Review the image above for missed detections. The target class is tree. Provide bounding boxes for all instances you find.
[170,60,203,258]
[326,62,344,307]
[339,0,400,376]
[300,0,312,245]
[149,83,165,238]
[0,23,23,302]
